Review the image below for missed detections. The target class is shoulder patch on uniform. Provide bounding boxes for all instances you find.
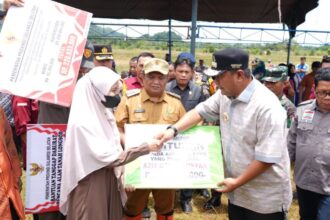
[126,89,140,98]
[298,99,313,107]
[166,91,181,99]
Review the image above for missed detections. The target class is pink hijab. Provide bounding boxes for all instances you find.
[60,67,124,215]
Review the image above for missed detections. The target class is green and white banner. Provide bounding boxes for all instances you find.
[124,124,224,189]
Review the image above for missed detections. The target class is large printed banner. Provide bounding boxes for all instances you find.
[26,124,67,214]
[124,125,224,189]
[0,0,92,106]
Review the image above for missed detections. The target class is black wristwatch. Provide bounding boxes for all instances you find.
[166,125,178,137]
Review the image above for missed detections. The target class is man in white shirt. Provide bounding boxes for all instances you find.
[157,48,292,220]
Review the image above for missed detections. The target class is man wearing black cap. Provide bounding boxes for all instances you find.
[157,48,292,219]
[93,44,115,70]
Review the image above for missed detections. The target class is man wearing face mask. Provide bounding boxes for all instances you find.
[115,58,186,220]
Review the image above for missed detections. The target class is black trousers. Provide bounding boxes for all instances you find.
[9,200,19,220]
[296,186,330,220]
[228,201,286,220]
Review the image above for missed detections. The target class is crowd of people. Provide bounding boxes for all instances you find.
[0,1,330,220]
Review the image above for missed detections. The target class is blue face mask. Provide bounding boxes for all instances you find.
[102,94,121,108]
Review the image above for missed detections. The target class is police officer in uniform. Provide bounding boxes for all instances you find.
[115,58,186,220]
[262,66,296,128]
[288,68,330,220]
[93,44,115,70]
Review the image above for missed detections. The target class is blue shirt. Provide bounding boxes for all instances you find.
[296,63,309,75]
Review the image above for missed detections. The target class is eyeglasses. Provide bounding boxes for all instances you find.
[316,90,330,98]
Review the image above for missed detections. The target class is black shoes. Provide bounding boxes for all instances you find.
[142,207,151,218]
[181,201,193,213]
[199,189,210,199]
[203,196,221,210]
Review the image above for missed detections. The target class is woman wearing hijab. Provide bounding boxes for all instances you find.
[60,66,161,220]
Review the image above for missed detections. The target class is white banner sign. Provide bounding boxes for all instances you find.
[25,124,66,214]
[124,124,224,189]
[0,0,92,106]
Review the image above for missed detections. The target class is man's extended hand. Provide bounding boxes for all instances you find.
[146,139,163,152]
[154,128,175,145]
[216,178,240,193]
[216,161,273,193]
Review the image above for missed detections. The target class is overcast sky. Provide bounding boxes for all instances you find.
[297,0,328,31]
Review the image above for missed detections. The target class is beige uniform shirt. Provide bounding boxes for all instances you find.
[115,89,186,128]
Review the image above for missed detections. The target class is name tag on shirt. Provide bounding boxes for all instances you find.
[134,108,145,113]
[301,110,314,123]
[17,102,28,106]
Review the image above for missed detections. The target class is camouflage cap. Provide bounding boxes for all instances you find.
[262,66,288,82]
